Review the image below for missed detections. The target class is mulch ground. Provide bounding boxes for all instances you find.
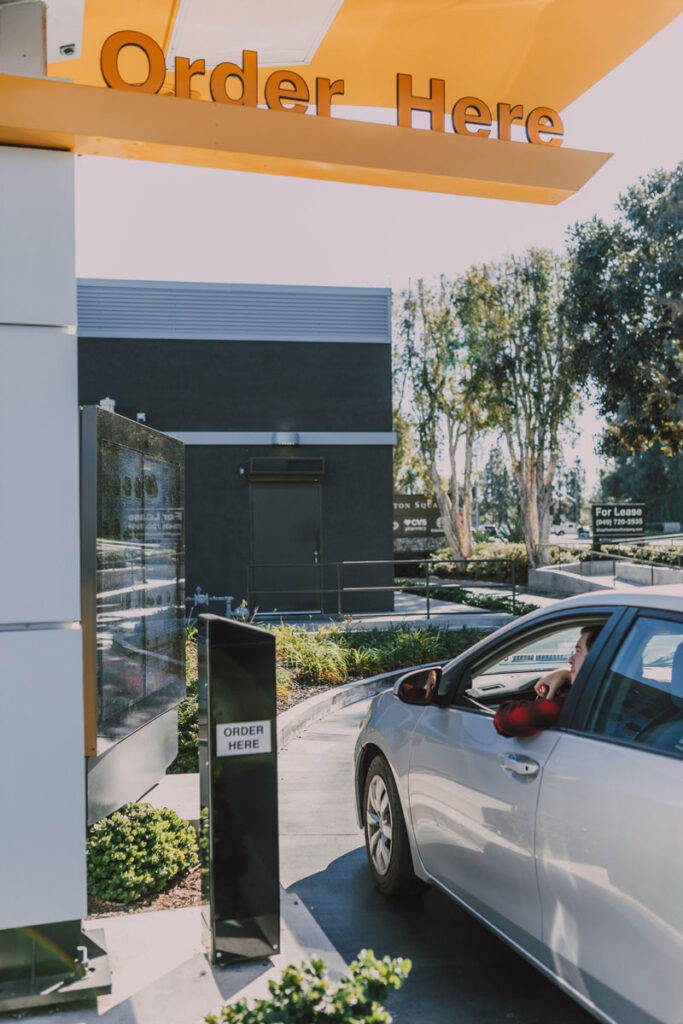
[276,680,333,712]
[87,867,203,918]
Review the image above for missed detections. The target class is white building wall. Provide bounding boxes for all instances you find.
[0,146,87,927]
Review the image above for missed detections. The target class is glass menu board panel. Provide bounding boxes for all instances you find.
[82,408,185,752]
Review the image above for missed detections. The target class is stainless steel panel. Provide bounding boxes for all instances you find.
[86,707,178,825]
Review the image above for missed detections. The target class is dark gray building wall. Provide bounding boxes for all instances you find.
[184,445,393,614]
[78,280,394,615]
[77,338,391,433]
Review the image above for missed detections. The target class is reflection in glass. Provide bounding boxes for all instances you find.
[96,439,185,745]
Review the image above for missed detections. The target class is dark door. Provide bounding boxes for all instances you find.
[250,484,322,612]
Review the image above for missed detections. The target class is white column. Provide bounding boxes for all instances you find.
[0,138,87,925]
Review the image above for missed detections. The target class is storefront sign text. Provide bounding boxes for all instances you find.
[100,31,564,146]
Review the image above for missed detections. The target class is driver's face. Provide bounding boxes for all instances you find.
[568,634,589,682]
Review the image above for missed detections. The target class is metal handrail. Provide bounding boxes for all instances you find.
[246,555,520,619]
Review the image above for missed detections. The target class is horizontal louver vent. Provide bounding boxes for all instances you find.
[78,280,391,344]
[249,457,325,479]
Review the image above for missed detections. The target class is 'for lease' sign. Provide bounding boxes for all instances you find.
[217,720,272,757]
[591,503,645,539]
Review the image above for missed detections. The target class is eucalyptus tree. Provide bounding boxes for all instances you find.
[394,278,488,559]
[392,407,430,493]
[566,161,683,455]
[480,447,515,526]
[463,249,581,567]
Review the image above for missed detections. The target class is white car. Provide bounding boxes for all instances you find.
[354,586,683,1024]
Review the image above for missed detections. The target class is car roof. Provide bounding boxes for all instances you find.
[540,585,683,613]
[444,585,683,668]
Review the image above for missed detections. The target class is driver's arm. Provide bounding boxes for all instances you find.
[534,668,571,700]
[494,694,565,738]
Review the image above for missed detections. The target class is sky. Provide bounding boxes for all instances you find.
[75,14,683,494]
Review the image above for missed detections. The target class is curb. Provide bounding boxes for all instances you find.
[276,662,442,750]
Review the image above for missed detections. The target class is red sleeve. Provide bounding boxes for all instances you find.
[494,696,563,737]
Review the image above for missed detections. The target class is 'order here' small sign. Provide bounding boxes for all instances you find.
[216,720,272,757]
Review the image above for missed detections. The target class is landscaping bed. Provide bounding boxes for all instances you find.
[395,578,539,615]
[88,622,486,918]
[87,865,201,918]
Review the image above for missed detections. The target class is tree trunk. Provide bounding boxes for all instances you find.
[429,466,472,561]
[510,458,541,568]
[536,452,557,565]
[453,426,474,558]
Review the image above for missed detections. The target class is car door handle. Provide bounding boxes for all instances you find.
[500,753,540,777]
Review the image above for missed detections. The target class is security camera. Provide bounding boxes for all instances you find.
[59,43,76,56]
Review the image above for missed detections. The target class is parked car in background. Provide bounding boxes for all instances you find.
[354,587,683,1024]
[550,523,572,535]
[473,523,510,541]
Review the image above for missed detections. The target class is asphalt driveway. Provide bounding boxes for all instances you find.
[278,699,594,1024]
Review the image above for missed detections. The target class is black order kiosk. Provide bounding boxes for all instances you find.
[198,615,280,964]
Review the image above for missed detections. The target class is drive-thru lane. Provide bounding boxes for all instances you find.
[279,698,593,1024]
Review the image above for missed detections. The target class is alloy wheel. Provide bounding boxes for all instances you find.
[366,774,393,875]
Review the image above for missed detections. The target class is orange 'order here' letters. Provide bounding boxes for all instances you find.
[100,31,564,146]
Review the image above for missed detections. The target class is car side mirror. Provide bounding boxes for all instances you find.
[396,666,442,706]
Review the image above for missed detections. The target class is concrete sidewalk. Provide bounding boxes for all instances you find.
[15,889,347,1024]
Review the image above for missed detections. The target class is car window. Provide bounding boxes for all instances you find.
[585,615,683,758]
[459,622,593,706]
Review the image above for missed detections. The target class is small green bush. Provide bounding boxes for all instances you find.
[274,624,350,685]
[339,625,484,670]
[206,949,411,1024]
[87,802,198,904]
[167,675,199,773]
[429,543,529,584]
[271,623,484,687]
[198,805,209,893]
[597,543,683,566]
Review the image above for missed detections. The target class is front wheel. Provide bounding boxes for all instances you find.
[363,755,427,896]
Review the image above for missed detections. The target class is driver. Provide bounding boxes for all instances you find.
[493,625,602,737]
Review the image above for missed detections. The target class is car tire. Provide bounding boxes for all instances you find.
[363,755,427,896]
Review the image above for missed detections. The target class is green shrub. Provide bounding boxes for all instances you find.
[274,624,351,685]
[428,543,528,584]
[198,806,209,893]
[452,591,538,615]
[597,543,683,566]
[87,802,198,904]
[547,543,683,567]
[271,623,484,687]
[167,675,198,774]
[338,625,484,671]
[206,949,411,1024]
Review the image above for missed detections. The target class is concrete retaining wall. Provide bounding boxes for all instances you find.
[615,562,683,586]
[561,560,614,578]
[530,559,683,597]
[528,565,613,596]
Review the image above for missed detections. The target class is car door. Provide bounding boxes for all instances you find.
[535,610,683,1024]
[408,613,615,956]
